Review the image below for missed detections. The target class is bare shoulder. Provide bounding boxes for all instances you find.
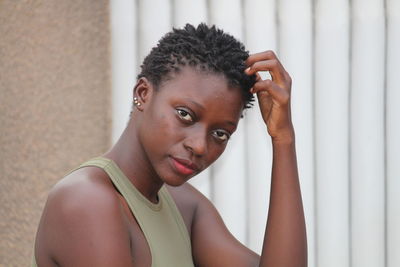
[35,167,133,267]
[50,167,118,208]
[44,167,123,227]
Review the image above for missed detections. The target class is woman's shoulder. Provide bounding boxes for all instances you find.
[35,167,131,265]
[40,167,126,237]
[48,166,119,212]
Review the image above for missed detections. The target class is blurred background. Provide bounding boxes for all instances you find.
[0,0,399,266]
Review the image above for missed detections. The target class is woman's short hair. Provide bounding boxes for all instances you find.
[137,23,256,108]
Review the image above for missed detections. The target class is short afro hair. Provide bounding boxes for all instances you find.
[137,23,256,108]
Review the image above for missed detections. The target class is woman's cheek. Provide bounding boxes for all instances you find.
[207,143,226,165]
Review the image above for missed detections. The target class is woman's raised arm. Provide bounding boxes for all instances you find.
[246,50,307,267]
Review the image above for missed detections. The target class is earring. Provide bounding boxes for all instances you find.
[133,97,142,108]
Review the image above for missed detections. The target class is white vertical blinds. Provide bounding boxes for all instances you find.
[110,0,137,144]
[173,0,208,28]
[386,2,400,267]
[314,1,350,267]
[110,1,397,266]
[277,1,316,266]
[138,0,172,63]
[351,1,386,267]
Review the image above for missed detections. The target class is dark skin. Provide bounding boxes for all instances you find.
[34,51,307,267]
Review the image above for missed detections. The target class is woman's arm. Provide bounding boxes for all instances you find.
[246,50,307,267]
[259,139,307,266]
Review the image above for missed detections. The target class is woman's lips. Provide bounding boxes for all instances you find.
[170,157,198,176]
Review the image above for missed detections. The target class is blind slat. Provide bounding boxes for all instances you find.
[315,1,350,266]
[278,1,316,266]
[351,1,386,266]
[386,1,400,266]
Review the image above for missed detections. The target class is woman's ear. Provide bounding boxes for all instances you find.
[133,77,154,111]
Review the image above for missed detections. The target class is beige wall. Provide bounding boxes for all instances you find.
[0,1,111,266]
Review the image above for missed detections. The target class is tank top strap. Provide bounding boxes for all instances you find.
[78,157,163,211]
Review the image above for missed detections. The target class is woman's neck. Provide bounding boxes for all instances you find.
[103,119,163,204]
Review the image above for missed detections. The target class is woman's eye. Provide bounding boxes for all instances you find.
[212,130,230,142]
[176,108,193,122]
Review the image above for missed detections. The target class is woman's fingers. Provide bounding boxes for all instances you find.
[245,50,278,66]
[245,51,290,87]
[252,79,290,106]
[245,59,286,84]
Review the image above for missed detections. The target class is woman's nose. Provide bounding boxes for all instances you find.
[183,130,208,157]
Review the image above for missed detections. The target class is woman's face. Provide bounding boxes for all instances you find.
[137,67,244,186]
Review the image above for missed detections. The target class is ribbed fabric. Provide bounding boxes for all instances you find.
[33,157,194,267]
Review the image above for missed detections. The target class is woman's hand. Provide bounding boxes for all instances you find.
[245,50,294,143]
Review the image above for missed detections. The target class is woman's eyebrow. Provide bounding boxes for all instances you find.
[226,121,237,127]
[183,98,205,111]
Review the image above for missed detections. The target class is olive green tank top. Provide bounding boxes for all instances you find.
[33,157,194,267]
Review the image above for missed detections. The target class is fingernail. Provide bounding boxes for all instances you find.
[245,67,251,73]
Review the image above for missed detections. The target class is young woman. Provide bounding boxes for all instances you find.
[33,24,307,267]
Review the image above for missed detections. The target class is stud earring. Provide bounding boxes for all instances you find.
[133,97,142,108]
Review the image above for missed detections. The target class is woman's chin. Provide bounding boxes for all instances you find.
[160,172,195,187]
